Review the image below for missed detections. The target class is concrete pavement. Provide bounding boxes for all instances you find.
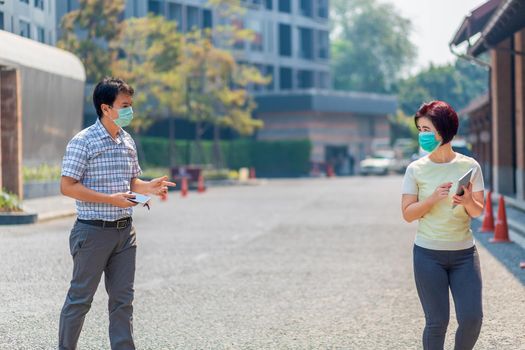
[0,176,523,349]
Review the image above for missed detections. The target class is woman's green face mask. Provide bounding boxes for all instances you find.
[418,131,441,153]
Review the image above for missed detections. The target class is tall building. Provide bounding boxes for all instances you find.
[124,0,331,92]
[0,0,57,44]
[1,0,331,90]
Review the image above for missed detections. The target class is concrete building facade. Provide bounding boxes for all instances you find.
[0,0,58,44]
[124,0,331,92]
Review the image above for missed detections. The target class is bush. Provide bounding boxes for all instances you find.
[0,190,22,212]
[137,137,312,177]
[23,164,61,182]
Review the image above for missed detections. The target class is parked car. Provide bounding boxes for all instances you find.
[359,150,395,176]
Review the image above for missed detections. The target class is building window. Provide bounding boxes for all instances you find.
[168,2,183,27]
[280,67,293,90]
[300,0,313,17]
[278,23,291,57]
[317,0,328,18]
[20,0,30,4]
[34,0,44,10]
[265,0,273,10]
[318,71,330,89]
[232,19,246,50]
[148,0,163,16]
[298,70,314,89]
[37,26,45,43]
[248,19,263,52]
[0,12,4,30]
[186,6,199,31]
[19,20,31,38]
[278,0,291,13]
[202,9,212,29]
[317,30,329,59]
[299,27,313,60]
[266,65,275,91]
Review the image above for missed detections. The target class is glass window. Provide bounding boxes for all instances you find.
[265,65,275,91]
[317,30,329,59]
[202,9,212,29]
[280,67,293,90]
[186,6,199,31]
[37,26,45,43]
[34,0,44,10]
[167,2,183,27]
[317,0,328,18]
[278,23,291,57]
[298,70,314,89]
[19,20,31,38]
[20,0,30,4]
[318,71,330,89]
[299,27,313,60]
[278,0,291,13]
[300,0,313,17]
[247,19,263,52]
[147,0,163,16]
[0,12,4,30]
[232,19,245,50]
[265,0,273,10]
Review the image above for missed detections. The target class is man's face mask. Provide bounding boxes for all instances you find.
[112,106,134,128]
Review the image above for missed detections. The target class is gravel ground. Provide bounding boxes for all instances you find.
[0,176,523,349]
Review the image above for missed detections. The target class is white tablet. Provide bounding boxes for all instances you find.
[127,191,151,204]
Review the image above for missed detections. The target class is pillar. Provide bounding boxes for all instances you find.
[491,39,515,195]
[0,68,23,199]
[515,29,525,200]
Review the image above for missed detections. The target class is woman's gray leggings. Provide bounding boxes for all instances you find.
[413,245,483,350]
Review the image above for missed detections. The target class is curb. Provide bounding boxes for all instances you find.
[0,212,38,225]
[37,209,77,223]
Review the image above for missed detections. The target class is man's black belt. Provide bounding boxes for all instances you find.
[77,217,132,229]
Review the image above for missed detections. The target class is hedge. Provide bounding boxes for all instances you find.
[136,137,312,177]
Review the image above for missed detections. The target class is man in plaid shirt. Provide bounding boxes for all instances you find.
[59,77,174,350]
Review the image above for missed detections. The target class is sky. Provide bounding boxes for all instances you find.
[380,0,486,72]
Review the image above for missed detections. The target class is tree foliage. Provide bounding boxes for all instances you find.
[396,59,489,116]
[58,0,125,83]
[331,0,416,93]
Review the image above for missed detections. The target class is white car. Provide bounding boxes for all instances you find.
[359,152,395,176]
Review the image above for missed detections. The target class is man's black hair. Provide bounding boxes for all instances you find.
[93,77,134,119]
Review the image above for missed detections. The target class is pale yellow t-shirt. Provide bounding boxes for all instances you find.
[402,153,484,250]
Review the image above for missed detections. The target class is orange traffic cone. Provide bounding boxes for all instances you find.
[479,191,495,232]
[326,165,334,178]
[249,167,256,179]
[197,174,205,193]
[490,195,511,243]
[181,177,188,198]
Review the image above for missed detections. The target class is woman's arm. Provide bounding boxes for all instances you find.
[401,182,452,223]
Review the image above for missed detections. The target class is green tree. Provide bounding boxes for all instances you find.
[396,59,489,116]
[111,15,184,166]
[58,0,125,83]
[331,0,416,93]
[178,29,268,166]
[112,4,268,168]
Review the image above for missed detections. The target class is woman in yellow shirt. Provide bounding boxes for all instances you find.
[401,101,485,350]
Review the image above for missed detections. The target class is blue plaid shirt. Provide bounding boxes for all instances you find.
[61,119,142,221]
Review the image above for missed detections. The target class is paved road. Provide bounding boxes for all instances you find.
[1,176,523,349]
